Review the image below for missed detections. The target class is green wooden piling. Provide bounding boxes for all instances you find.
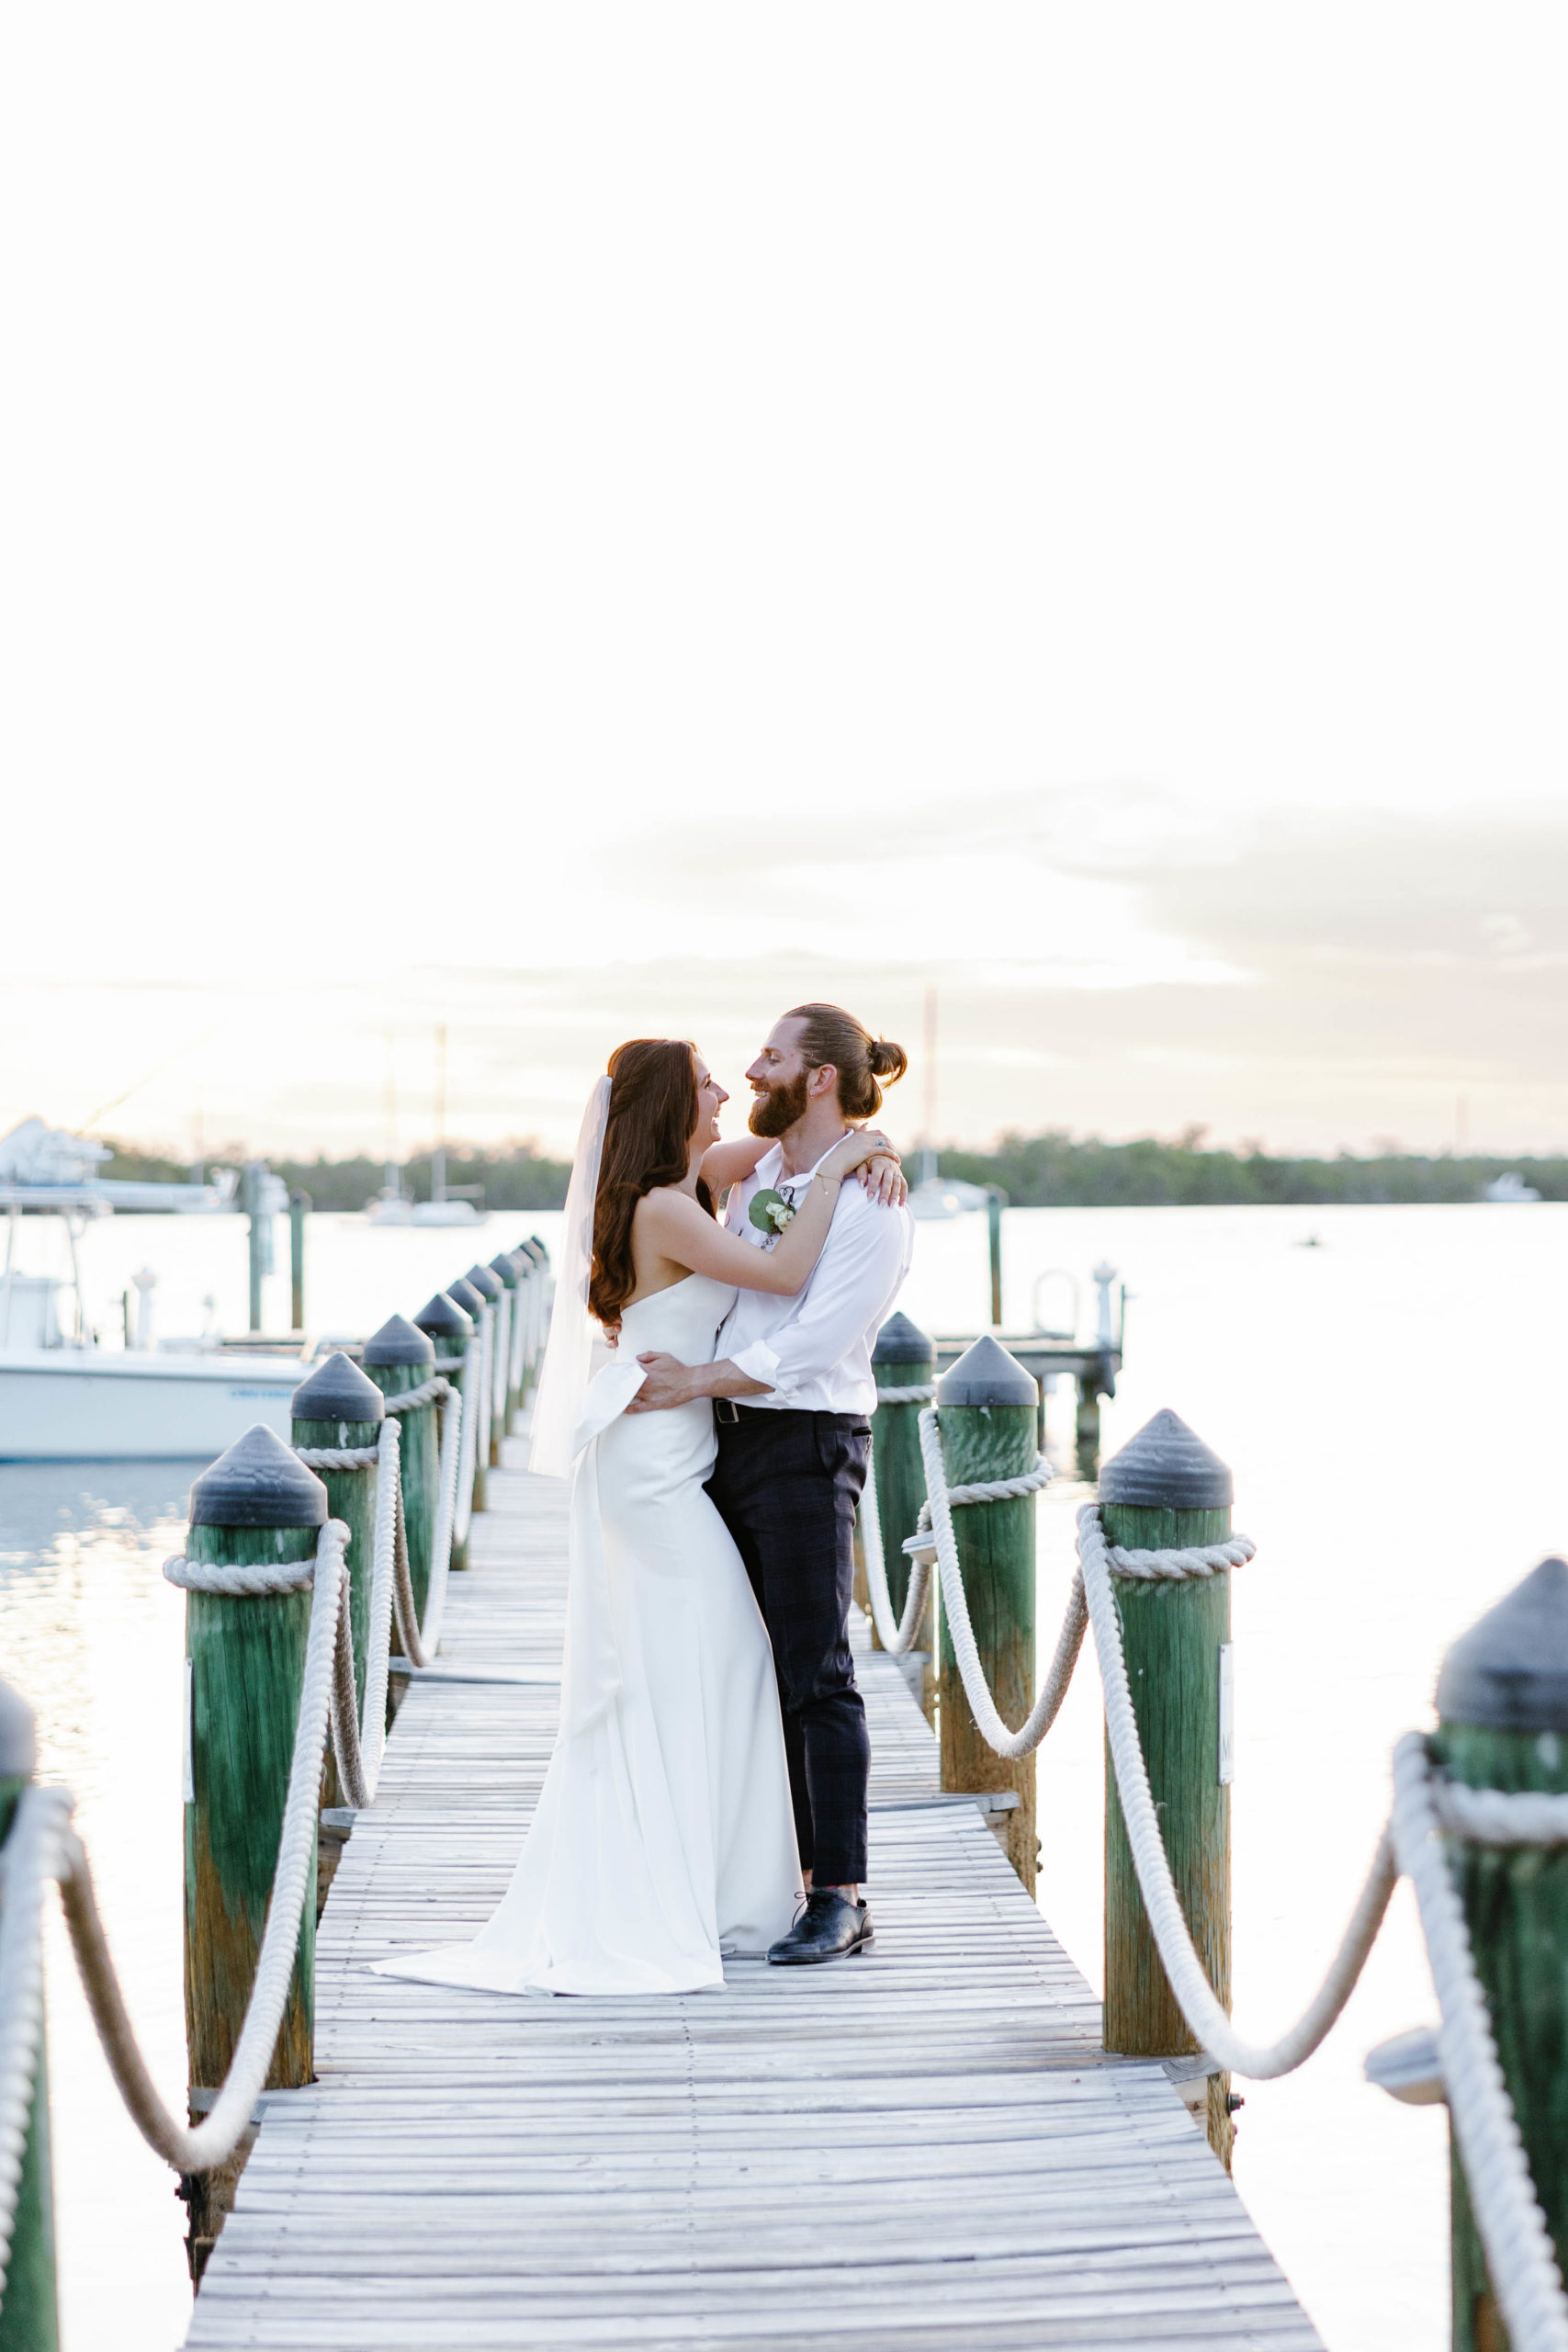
[182,1426,326,2277]
[870,1313,936,1720]
[1074,1376,1101,1481]
[985,1188,1005,1327]
[288,1191,310,1333]
[1435,1556,1568,2352]
[0,1679,58,2352]
[490,1251,523,1434]
[1100,1408,1235,2165]
[936,1337,1040,1889]
[363,1316,438,1625]
[444,1276,489,1512]
[521,1238,550,1392]
[243,1162,266,1332]
[290,1351,382,1706]
[412,1293,474,1568]
[463,1262,505,1471]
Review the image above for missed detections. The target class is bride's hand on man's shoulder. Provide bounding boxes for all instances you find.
[857,1154,908,1209]
[824,1125,897,1178]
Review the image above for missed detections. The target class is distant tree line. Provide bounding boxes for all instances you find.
[932,1130,1568,1207]
[102,1130,1568,1211]
[103,1140,573,1212]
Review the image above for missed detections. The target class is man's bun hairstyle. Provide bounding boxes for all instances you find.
[784,1003,908,1120]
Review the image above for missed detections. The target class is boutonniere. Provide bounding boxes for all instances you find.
[749,1186,796,1240]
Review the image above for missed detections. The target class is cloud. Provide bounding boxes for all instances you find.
[8,797,1568,1159]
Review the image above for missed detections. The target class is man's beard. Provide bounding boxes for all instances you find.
[749,1071,811,1138]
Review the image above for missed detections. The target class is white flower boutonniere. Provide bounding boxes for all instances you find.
[748,1186,796,1242]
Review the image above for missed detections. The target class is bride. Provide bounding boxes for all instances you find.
[374,1036,902,1996]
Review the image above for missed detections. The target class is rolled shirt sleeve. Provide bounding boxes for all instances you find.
[728,1195,909,1404]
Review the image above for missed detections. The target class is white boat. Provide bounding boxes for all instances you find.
[1483,1172,1542,1204]
[0,1117,305,1462]
[0,1342,302,1462]
[365,1195,483,1227]
[908,1175,993,1221]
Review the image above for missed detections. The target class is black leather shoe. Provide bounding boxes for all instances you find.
[766,1890,874,1966]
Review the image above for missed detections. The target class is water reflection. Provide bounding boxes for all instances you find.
[0,1463,198,2352]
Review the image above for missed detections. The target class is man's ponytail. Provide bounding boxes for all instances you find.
[785,1003,908,1120]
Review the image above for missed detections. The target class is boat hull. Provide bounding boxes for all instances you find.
[0,1351,303,1462]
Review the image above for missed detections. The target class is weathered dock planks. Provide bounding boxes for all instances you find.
[186,1434,1322,2350]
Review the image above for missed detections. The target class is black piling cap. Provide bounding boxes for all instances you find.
[527,1235,550,1264]
[489,1252,521,1287]
[0,1679,37,1778]
[874,1311,935,1366]
[362,1314,435,1369]
[1437,1558,1568,1732]
[937,1333,1038,1408]
[464,1262,503,1303]
[444,1275,486,1317]
[1099,1409,1233,1510]
[291,1350,385,1425]
[414,1291,475,1341]
[191,1424,328,1530]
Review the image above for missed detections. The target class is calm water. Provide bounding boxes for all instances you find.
[4,1200,1563,2348]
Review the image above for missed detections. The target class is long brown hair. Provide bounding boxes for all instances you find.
[784,1003,908,1119]
[590,1038,715,1326]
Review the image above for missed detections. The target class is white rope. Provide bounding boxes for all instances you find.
[475,1308,493,1482]
[874,1381,937,1405]
[412,1374,462,1659]
[293,1443,378,1471]
[164,1554,316,1595]
[1393,1734,1568,2352]
[857,1445,931,1655]
[0,1782,57,2307]
[74,1521,352,2174]
[908,1409,1078,1757]
[452,1337,479,1550]
[1433,1781,1568,1848]
[315,1391,463,1796]
[383,1373,452,1417]
[1080,1500,1398,2077]
[1100,1530,1258,1580]
[859,1413,1053,1657]
[492,1291,511,1430]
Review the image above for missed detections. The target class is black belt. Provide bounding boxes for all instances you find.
[714,1397,744,1425]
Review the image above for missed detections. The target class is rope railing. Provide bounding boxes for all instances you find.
[0,1250,548,2323]
[6,1261,1566,2346]
[858,1428,1054,1659]
[891,1397,1568,2352]
[73,1517,350,2176]
[0,1374,471,2219]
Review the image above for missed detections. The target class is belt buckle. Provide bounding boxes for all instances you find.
[714,1397,740,1426]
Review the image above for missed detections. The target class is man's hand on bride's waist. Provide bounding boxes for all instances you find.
[626,1353,771,1413]
[626,1352,699,1411]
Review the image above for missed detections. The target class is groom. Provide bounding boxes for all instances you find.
[627,1001,913,1964]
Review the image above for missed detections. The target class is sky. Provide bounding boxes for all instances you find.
[3,6,1565,1162]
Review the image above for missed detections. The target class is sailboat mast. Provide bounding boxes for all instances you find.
[383,1032,400,1203]
[920,985,938,1186]
[432,1024,447,1205]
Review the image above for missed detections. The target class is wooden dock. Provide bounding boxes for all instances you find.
[186,1433,1322,2350]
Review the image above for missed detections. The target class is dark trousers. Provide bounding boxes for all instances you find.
[705,1407,871,1888]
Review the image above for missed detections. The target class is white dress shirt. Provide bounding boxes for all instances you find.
[717,1140,914,1416]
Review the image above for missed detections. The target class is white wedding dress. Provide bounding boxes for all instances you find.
[373,1273,803,1996]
